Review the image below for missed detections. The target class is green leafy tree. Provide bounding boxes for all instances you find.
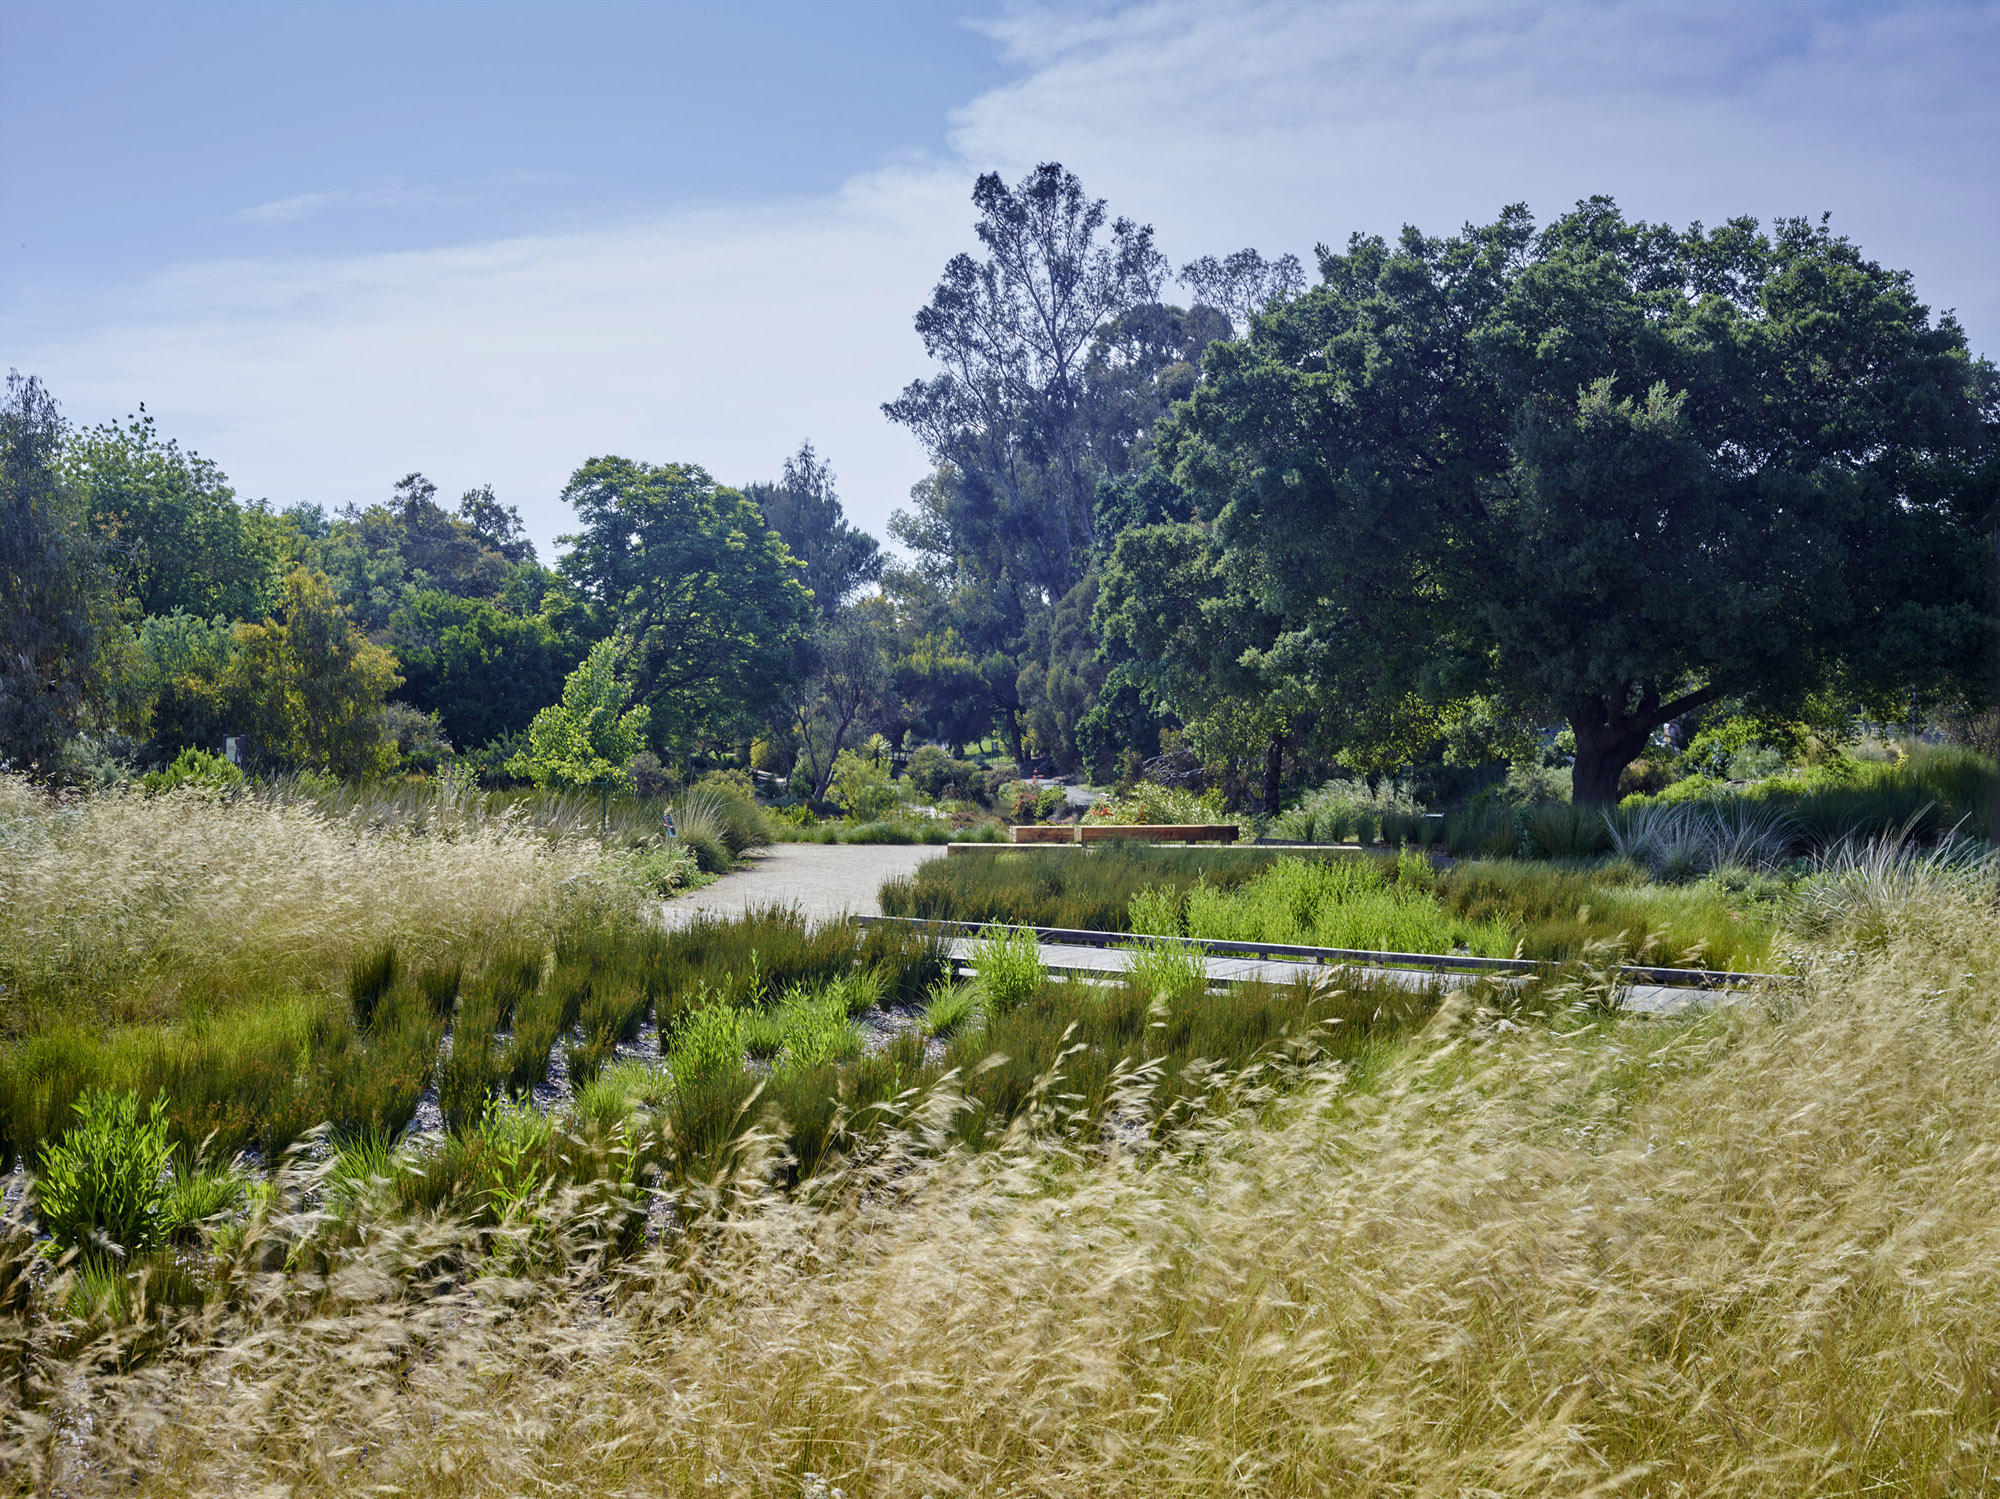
[744,443,883,622]
[506,637,651,790]
[781,600,892,801]
[389,589,582,751]
[304,473,534,635]
[126,610,238,756]
[226,568,403,777]
[0,373,119,773]
[1172,201,1999,803]
[558,457,811,754]
[65,407,290,620]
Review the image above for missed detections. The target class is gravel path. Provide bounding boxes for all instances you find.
[661,842,950,926]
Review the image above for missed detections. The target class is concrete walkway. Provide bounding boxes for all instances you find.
[949,939,1732,1017]
[661,841,949,926]
[668,845,1734,1016]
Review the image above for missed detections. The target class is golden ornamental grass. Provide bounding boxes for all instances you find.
[0,776,631,1033]
[6,787,2000,1496]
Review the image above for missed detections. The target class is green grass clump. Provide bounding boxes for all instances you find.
[1436,859,1772,970]
[772,995,863,1073]
[1170,857,1518,957]
[969,927,1045,1015]
[881,846,1286,931]
[1122,938,1210,1000]
[920,979,980,1039]
[858,921,951,1006]
[347,941,400,1029]
[667,1006,744,1088]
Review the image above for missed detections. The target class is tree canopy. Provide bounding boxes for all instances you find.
[558,457,813,754]
[1164,200,1999,801]
[0,374,119,772]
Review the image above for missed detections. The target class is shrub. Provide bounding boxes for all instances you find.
[970,927,1045,1016]
[34,1089,173,1261]
[695,767,757,800]
[139,746,243,796]
[668,1005,744,1088]
[829,750,900,823]
[1273,778,1423,842]
[1129,884,1184,938]
[772,995,862,1073]
[1122,938,1210,1000]
[906,744,961,801]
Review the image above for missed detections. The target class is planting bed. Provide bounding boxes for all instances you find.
[884,844,1779,971]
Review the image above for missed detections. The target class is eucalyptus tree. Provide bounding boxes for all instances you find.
[744,442,882,623]
[884,162,1169,603]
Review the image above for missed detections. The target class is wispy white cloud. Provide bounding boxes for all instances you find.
[11,0,1995,559]
[238,189,351,223]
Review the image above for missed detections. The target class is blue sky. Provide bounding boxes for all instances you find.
[4,0,1996,558]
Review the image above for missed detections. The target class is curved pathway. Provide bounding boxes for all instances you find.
[661,842,949,926]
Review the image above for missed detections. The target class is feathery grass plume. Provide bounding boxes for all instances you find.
[1610,799,1797,880]
[1787,828,1998,951]
[0,772,630,1040]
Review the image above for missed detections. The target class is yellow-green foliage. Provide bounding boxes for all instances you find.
[1167,855,1518,956]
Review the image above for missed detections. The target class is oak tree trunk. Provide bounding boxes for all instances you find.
[1569,715,1654,807]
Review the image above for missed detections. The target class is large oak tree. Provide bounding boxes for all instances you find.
[1169,201,1998,802]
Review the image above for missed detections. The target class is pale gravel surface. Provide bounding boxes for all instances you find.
[660,842,951,926]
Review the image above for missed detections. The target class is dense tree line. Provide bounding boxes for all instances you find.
[2,165,1993,803]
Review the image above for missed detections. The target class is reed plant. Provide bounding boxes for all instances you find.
[880,846,1284,931]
